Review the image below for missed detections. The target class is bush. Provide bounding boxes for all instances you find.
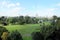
[2,22,8,26]
[46,29,60,40]
[0,26,8,40]
[0,37,2,40]
[7,30,23,40]
[0,26,8,37]
[19,21,25,25]
[1,32,9,40]
[32,32,44,40]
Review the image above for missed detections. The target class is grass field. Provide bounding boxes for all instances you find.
[5,24,41,40]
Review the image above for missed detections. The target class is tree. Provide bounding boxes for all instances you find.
[55,17,60,30]
[0,26,8,40]
[0,26,8,37]
[0,16,8,25]
[51,15,57,26]
[40,25,56,40]
[18,16,25,25]
[53,15,57,20]
[7,30,23,40]
[31,17,38,24]
[25,16,31,24]
[32,32,44,40]
[0,16,7,21]
[10,17,19,25]
[46,29,60,40]
[30,17,36,24]
[25,16,37,24]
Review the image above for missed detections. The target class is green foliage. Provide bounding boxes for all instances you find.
[51,15,57,26]
[32,32,44,40]
[1,32,9,40]
[53,15,57,20]
[2,22,8,26]
[0,26,8,37]
[0,16,40,25]
[1,16,60,40]
[25,16,39,24]
[39,24,57,40]
[10,17,19,24]
[0,26,8,40]
[19,16,25,25]
[0,16,7,21]
[7,30,23,40]
[25,16,32,24]
[55,17,60,30]
[0,16,8,25]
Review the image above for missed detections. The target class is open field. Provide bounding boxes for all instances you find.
[5,24,40,40]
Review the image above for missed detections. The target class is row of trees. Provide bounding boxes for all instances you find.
[0,16,40,25]
[0,15,53,25]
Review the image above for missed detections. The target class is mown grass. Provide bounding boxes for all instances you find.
[5,24,40,40]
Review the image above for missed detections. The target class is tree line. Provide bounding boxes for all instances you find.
[0,16,40,25]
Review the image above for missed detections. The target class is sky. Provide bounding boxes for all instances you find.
[0,0,60,17]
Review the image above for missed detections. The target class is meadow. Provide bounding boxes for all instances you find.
[5,24,40,40]
[3,21,50,40]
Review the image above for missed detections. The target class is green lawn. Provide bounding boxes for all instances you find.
[5,24,40,40]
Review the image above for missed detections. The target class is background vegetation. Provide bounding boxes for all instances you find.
[0,15,60,40]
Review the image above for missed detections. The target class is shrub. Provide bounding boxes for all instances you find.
[0,37,2,40]
[32,32,44,40]
[46,29,60,40]
[7,30,23,40]
[2,22,8,26]
[1,32,9,40]
[0,26,8,40]
[19,21,25,25]
[0,26,8,37]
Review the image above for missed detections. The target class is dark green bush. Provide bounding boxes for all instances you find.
[0,26,8,40]
[2,22,8,26]
[7,30,23,40]
[46,29,60,40]
[32,32,44,40]
[0,26,8,37]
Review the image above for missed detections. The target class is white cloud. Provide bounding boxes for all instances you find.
[18,8,58,17]
[7,2,20,8]
[16,2,20,6]
[0,1,20,8]
[57,3,60,6]
[7,3,16,8]
[0,1,59,17]
[2,1,7,5]
[0,7,24,17]
[36,8,58,17]
[0,1,25,17]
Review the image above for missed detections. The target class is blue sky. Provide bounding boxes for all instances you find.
[0,0,60,17]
